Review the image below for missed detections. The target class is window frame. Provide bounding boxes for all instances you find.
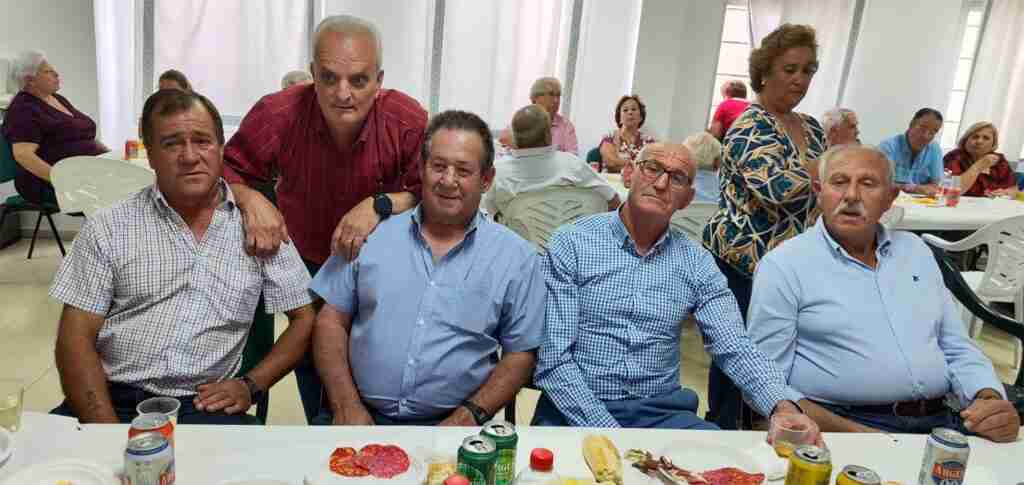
[940,0,991,153]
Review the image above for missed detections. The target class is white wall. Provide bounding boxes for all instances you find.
[1,0,97,234]
[633,0,725,143]
[842,0,964,145]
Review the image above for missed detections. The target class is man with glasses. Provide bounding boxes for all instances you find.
[498,77,578,155]
[533,142,820,431]
[879,108,945,196]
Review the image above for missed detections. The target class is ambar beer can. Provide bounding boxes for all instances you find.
[129,413,175,448]
[918,427,969,485]
[457,435,497,485]
[784,445,832,485]
[481,421,517,485]
[837,465,882,485]
[124,431,175,485]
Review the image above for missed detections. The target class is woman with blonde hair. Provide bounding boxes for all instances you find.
[943,121,1017,197]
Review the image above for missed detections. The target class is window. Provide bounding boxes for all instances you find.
[708,2,752,124]
[941,1,989,152]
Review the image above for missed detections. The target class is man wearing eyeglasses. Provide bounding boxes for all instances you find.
[497,77,578,155]
[533,143,820,432]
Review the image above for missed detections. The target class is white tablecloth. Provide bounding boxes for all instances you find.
[891,195,1024,232]
[0,412,1018,484]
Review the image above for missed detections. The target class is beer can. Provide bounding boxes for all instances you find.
[125,139,139,160]
[837,465,882,485]
[784,445,832,485]
[481,421,517,485]
[457,435,497,485]
[129,413,174,448]
[124,431,175,485]
[918,427,969,485]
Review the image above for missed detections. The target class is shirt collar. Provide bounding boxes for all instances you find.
[410,204,484,234]
[815,217,892,260]
[512,145,555,158]
[610,207,672,255]
[150,178,236,215]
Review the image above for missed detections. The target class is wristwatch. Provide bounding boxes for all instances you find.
[372,193,393,220]
[238,375,266,403]
[460,399,491,425]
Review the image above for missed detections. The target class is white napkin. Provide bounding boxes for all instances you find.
[745,442,788,481]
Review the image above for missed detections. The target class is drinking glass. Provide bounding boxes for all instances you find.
[137,396,181,425]
[0,379,25,432]
[768,413,815,459]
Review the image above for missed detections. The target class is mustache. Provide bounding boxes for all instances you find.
[833,200,865,217]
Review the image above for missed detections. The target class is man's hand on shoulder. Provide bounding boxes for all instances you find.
[332,197,381,262]
[233,184,290,258]
[962,389,1020,443]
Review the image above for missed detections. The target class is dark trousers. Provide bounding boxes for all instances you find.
[295,258,325,424]
[706,256,752,430]
[311,404,446,426]
[532,388,719,429]
[816,401,967,434]
[51,382,260,425]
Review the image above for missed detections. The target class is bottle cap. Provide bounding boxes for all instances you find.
[530,448,554,471]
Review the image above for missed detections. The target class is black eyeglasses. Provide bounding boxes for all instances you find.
[636,160,691,188]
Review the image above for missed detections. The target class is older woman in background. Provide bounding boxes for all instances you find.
[157,69,191,91]
[944,122,1016,197]
[702,24,827,430]
[600,95,656,187]
[684,132,723,203]
[1,50,107,205]
[281,70,313,90]
[709,80,750,141]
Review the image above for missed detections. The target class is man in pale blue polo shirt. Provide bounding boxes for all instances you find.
[878,108,945,196]
[748,144,1019,442]
[309,110,545,426]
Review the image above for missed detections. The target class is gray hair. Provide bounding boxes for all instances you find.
[313,15,383,72]
[12,50,47,90]
[281,70,313,89]
[529,77,561,99]
[683,132,722,171]
[511,104,551,149]
[822,108,855,134]
[818,144,895,186]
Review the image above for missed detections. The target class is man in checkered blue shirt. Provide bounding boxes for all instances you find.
[533,142,819,431]
[49,90,315,424]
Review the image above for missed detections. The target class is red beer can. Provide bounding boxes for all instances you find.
[125,139,139,160]
[129,412,174,448]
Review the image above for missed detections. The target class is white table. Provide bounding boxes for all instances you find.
[891,195,1024,232]
[0,412,1017,484]
[50,155,154,217]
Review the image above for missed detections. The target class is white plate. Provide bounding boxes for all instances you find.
[0,427,12,466]
[643,440,762,482]
[1,459,119,485]
[304,445,427,485]
[220,480,290,485]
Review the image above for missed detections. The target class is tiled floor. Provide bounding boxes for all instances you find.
[2,237,1020,426]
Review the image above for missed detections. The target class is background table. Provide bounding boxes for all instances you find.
[891,195,1024,232]
[0,412,1017,484]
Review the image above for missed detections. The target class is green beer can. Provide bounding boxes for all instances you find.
[457,434,497,485]
[481,421,517,485]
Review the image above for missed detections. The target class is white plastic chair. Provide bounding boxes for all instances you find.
[501,187,608,252]
[670,201,719,242]
[922,214,1024,370]
[51,155,154,218]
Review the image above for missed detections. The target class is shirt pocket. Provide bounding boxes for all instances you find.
[432,284,498,338]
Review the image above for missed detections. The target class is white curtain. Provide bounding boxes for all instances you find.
[94,0,140,150]
[747,0,857,120]
[961,0,1024,161]
[320,0,433,107]
[154,1,309,120]
[438,0,573,131]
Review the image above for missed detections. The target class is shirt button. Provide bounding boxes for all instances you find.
[417,319,425,326]
[408,358,415,365]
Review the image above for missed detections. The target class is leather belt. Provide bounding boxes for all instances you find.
[842,397,948,418]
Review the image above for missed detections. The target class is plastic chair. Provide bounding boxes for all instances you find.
[669,201,719,242]
[922,214,1024,372]
[0,132,66,258]
[236,297,275,424]
[502,187,608,252]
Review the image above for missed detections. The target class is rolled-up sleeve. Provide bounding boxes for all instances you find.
[534,231,620,427]
[308,254,359,315]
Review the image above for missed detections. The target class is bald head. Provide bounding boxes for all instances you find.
[637,142,696,180]
[511,104,552,149]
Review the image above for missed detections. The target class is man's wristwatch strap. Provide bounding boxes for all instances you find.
[460,399,490,425]
[239,375,266,402]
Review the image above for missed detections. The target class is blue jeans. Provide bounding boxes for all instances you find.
[706,256,751,430]
[532,387,719,429]
[51,382,260,425]
[816,401,968,434]
[296,258,325,424]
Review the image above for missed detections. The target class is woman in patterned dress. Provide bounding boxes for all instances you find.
[701,24,828,429]
[600,95,657,186]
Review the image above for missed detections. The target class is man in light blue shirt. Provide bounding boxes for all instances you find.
[878,108,945,196]
[534,142,819,434]
[310,110,545,426]
[749,144,1019,442]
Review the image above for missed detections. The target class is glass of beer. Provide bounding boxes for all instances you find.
[137,397,181,426]
[768,414,814,458]
[0,379,25,432]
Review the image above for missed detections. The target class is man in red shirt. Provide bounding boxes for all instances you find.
[222,14,427,422]
[708,80,750,141]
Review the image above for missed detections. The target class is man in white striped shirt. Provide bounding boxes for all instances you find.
[50,89,315,424]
